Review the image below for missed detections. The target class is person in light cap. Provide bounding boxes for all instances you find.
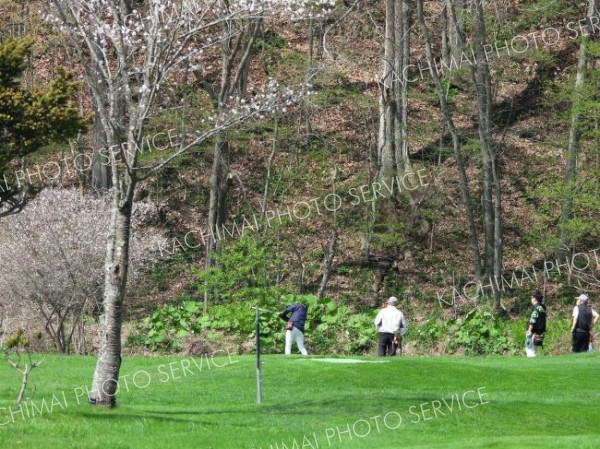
[571,294,597,352]
[374,296,407,356]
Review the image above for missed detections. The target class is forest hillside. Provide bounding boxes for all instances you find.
[0,0,599,357]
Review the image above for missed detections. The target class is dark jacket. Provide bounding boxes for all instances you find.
[576,304,593,332]
[529,303,547,334]
[279,304,307,333]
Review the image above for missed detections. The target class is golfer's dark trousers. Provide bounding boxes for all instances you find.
[378,332,396,356]
[572,329,590,352]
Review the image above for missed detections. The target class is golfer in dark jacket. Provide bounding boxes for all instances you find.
[572,294,594,353]
[279,303,308,355]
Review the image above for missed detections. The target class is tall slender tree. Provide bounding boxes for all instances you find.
[48,0,332,407]
[378,0,411,180]
[467,0,502,308]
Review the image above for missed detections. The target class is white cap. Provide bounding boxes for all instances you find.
[388,296,398,305]
[576,294,589,302]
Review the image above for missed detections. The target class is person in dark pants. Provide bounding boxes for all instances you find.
[374,296,406,356]
[572,294,593,353]
[525,290,546,357]
[279,303,308,355]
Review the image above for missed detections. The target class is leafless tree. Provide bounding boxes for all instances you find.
[0,188,166,355]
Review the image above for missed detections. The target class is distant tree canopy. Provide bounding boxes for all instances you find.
[0,38,86,210]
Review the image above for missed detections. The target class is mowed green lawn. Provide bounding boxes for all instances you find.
[1,352,599,449]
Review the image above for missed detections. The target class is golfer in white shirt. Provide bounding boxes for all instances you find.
[374,296,407,356]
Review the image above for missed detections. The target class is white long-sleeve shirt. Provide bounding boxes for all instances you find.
[374,305,407,336]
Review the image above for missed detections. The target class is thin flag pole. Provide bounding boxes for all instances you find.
[255,305,262,404]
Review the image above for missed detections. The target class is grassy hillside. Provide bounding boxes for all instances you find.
[1,353,599,448]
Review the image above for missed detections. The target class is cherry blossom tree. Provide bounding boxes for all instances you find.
[45,0,334,406]
[0,188,166,355]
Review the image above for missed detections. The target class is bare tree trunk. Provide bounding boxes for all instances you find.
[308,14,314,65]
[74,319,86,355]
[15,368,29,409]
[363,111,377,264]
[89,173,134,406]
[42,308,69,354]
[207,140,231,242]
[417,0,483,277]
[394,0,411,173]
[447,0,464,63]
[66,303,87,355]
[297,252,305,293]
[91,101,111,193]
[316,230,337,300]
[470,0,499,301]
[316,162,339,300]
[441,1,450,66]
[400,0,411,172]
[393,0,403,175]
[380,0,411,178]
[378,0,396,178]
[261,117,278,218]
[0,305,4,341]
[481,166,494,278]
[69,133,88,188]
[204,139,230,308]
[492,160,503,310]
[56,316,67,354]
[473,0,503,310]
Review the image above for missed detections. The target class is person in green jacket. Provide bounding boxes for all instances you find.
[525,290,546,358]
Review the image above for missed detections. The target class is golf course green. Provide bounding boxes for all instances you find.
[1,352,599,448]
